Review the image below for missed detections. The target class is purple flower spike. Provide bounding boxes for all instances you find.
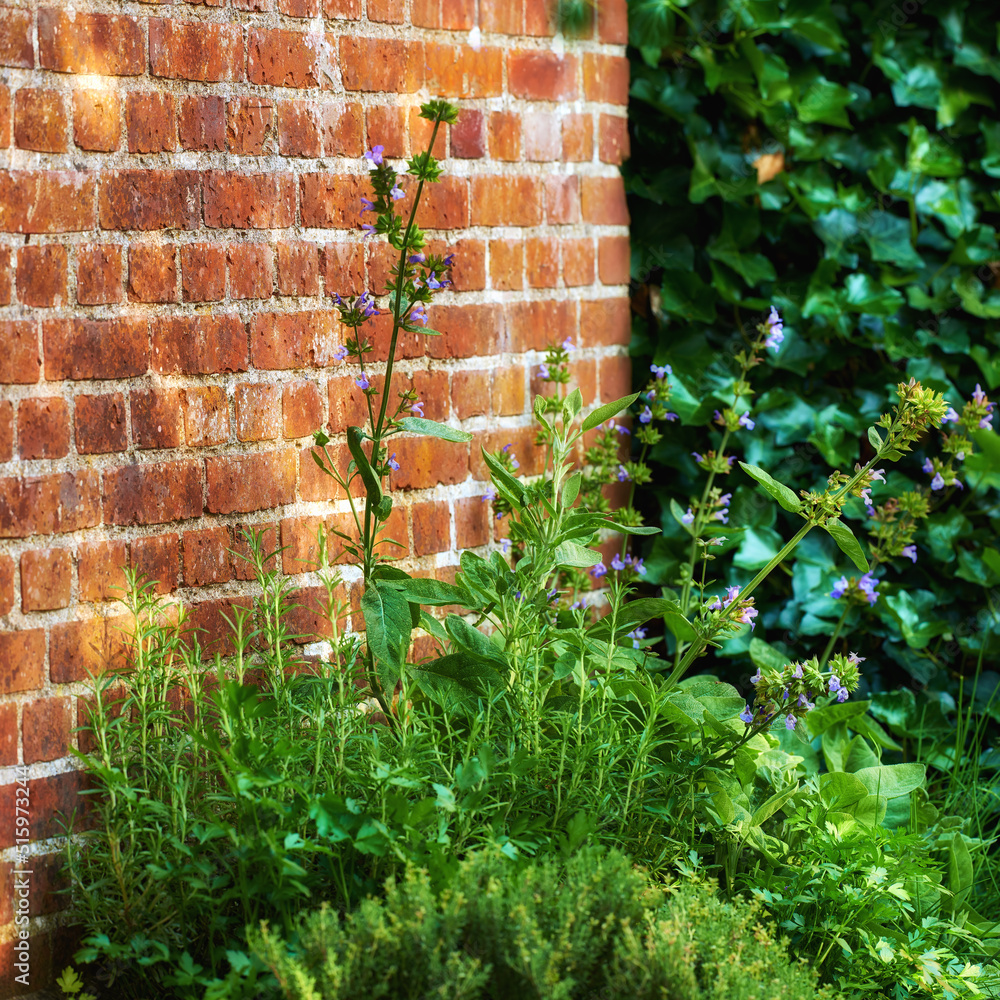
[650,363,671,379]
[364,145,384,165]
[837,688,849,703]
[830,575,849,600]
[931,473,945,491]
[750,669,762,685]
[785,714,797,731]
[408,253,426,264]
[617,464,631,482]
[942,407,960,424]
[640,406,653,424]
[792,665,803,679]
[740,705,754,725]
[611,554,626,572]
[764,306,784,349]
[591,562,608,579]
[902,544,917,563]
[858,572,880,606]
[387,453,400,471]
[829,674,841,693]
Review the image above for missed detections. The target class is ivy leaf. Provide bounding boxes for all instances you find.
[861,211,923,267]
[796,78,855,127]
[906,123,964,177]
[843,273,904,315]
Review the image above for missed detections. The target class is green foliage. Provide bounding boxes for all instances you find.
[253,849,840,1000]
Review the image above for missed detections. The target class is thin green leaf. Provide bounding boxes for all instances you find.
[825,517,869,571]
[397,416,472,443]
[739,462,803,513]
[582,393,641,432]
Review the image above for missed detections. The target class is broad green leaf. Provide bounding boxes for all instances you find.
[383,577,468,607]
[554,541,603,568]
[852,763,926,799]
[562,471,582,508]
[397,416,472,442]
[582,392,641,432]
[739,462,803,512]
[861,211,923,268]
[907,123,964,177]
[824,518,869,571]
[361,583,412,693]
[347,426,381,506]
[418,610,448,644]
[796,77,855,127]
[750,783,798,827]
[820,771,869,809]
[444,614,507,669]
[749,637,790,672]
[844,273,904,315]
[947,835,974,912]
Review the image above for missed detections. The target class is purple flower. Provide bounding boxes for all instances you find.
[501,538,510,554]
[333,345,349,361]
[630,557,646,575]
[562,338,575,351]
[922,458,934,474]
[737,605,758,629]
[411,400,425,416]
[682,507,695,525]
[570,600,584,610]
[750,669,762,685]
[931,473,945,491]
[828,674,841,693]
[740,705,754,725]
[591,561,608,579]
[355,372,370,390]
[482,487,496,502]
[627,628,646,649]
[692,452,704,464]
[712,508,729,525]
[538,363,551,379]
[846,651,865,666]
[792,664,804,679]
[858,572,879,606]
[739,412,755,430]
[870,468,886,483]
[611,554,626,571]
[650,363,671,379]
[616,424,631,435]
[830,575,849,600]
[361,223,377,237]
[764,306,784,349]
[390,184,405,201]
[387,453,400,471]
[973,384,988,406]
[713,409,725,426]
[360,197,375,213]
[902,544,917,562]
[364,145,384,165]
[942,407,960,424]
[408,253,426,264]
[665,412,679,421]
[785,714,797,731]
[548,587,559,602]
[617,464,631,482]
[443,254,456,267]
[426,273,443,290]
[798,693,814,711]
[640,406,653,424]
[409,303,428,326]
[980,414,993,430]
[837,688,849,702]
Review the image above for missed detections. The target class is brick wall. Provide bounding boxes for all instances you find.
[0,0,630,989]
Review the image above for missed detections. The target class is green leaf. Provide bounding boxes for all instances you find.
[843,273,904,315]
[382,577,468,607]
[947,835,974,912]
[397,416,472,442]
[824,518,869,571]
[589,597,696,642]
[444,614,507,669]
[562,471,582,508]
[861,211,923,268]
[582,393,641,432]
[749,638,789,672]
[796,77,855,127]
[361,583,413,693]
[852,763,926,799]
[906,123,964,178]
[602,520,660,536]
[418,610,448,644]
[739,462,803,512]
[481,448,526,506]
[820,771,869,809]
[750,783,798,827]
[347,426,382,506]
[554,541,603,568]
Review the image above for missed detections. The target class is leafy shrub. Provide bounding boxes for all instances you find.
[253,848,841,1000]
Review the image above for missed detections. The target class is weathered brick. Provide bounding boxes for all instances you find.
[280,515,325,573]
[50,617,114,683]
[300,173,370,228]
[227,97,274,155]
[151,314,248,374]
[425,44,503,99]
[488,111,520,161]
[325,0,361,15]
[598,0,628,42]
[525,0,555,35]
[279,0,321,16]
[0,702,16,765]
[427,237,484,291]
[126,92,177,153]
[14,89,68,153]
[581,298,631,347]
[508,51,578,101]
[228,244,274,299]
[563,238,595,287]
[323,243,364,296]
[128,244,178,303]
[0,247,9,302]
[250,310,339,369]
[185,597,254,658]
[77,245,123,304]
[236,383,282,441]
[0,171,96,233]
[179,96,225,151]
[0,629,45,694]
[583,53,630,105]
[277,242,321,296]
[0,320,41,383]
[283,380,323,437]
[298,443,348,501]
[326,375,370,433]
[131,388,185,450]
[426,304,503,359]
[451,109,485,159]
[183,387,229,447]
[0,401,11,462]
[415,177,469,230]
[481,0,522,33]
[75,393,127,455]
[320,101,364,155]
[366,103,408,158]
[390,436,468,490]
[442,0,476,28]
[74,90,121,151]
[599,235,631,284]
[16,245,67,308]
[455,495,490,549]
[562,113,593,162]
[599,112,630,164]
[206,450,296,514]
[181,244,226,302]
[369,0,405,21]
[150,18,244,82]
[104,460,203,526]
[183,526,232,586]
[0,7,33,68]
[409,105,448,159]
[412,500,450,555]
[78,540,128,602]
[0,470,101,538]
[470,176,542,227]
[545,175,582,225]
[490,239,523,291]
[38,9,143,76]
[20,548,72,612]
[44,317,149,380]
[203,171,294,229]
[248,27,330,89]
[581,175,629,225]
[526,237,558,288]
[600,354,631,404]
[340,37,423,92]
[507,300,576,352]
[99,170,200,231]
[131,533,179,594]
[278,100,320,157]
[524,112,561,162]
[18,396,69,460]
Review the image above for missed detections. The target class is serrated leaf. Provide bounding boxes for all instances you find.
[739,462,803,512]
[397,416,472,442]
[824,517,869,571]
[582,393,641,432]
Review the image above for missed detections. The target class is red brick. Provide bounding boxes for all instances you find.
[0,7,32,68]
[283,380,323,437]
[0,320,40,384]
[442,0,476,28]
[248,27,330,89]
[14,88,68,153]
[128,243,178,303]
[300,173,370,228]
[0,703,15,765]
[524,111,561,162]
[78,540,128,603]
[231,523,278,579]
[599,235,631,284]
[76,245,122,305]
[563,113,593,162]
[507,300,576,352]
[183,387,229,447]
[599,112,630,165]
[426,304,503,360]
[581,298,631,347]
[599,0,628,42]
[250,310,339,369]
[21,548,72,611]
[583,53,630,105]
[490,239,523,291]
[326,375,370,433]
[131,388,185,450]
[206,450,296,514]
[545,175,582,224]
[228,244,274,299]
[488,112,520,161]
[427,237,484,291]
[23,698,72,762]
[415,176,469,230]
[50,617,112,683]
[509,51,578,100]
[600,355,632,404]
[227,96,274,154]
[526,237,558,288]
[0,629,44,693]
[151,314,248,374]
[320,102,364,155]
[18,396,70,459]
[455,496,490,549]
[366,103,408,158]
[492,366,526,416]
[0,470,102,538]
[409,105,448,159]
[104,460,203,526]
[203,171,295,229]
[323,243,364,296]
[367,242,395,295]
[179,95,225,151]
[0,401,10,462]
[131,533,179,594]
[0,771,94,847]
[279,0,321,15]
[183,526,232,586]
[412,0,439,21]
[181,244,226,302]
[150,18,244,82]
[0,171,96,233]
[391,437,468,490]
[185,597,254,658]
[340,37,423,92]
[99,170,200,231]
[410,370,450,422]
[425,44,503,99]
[481,0,523,33]
[277,242,321,296]
[563,238,595,287]
[236,383,282,441]
[470,176,542,227]
[582,176,629,225]
[278,100,320,157]
[299,443,348,501]
[25,852,70,916]
[451,109,485,159]
[412,500,450,555]
[38,9,143,76]
[525,0,555,34]
[0,246,9,302]
[280,515,325,573]
[126,92,177,153]
[369,0,405,20]
[16,245,67,307]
